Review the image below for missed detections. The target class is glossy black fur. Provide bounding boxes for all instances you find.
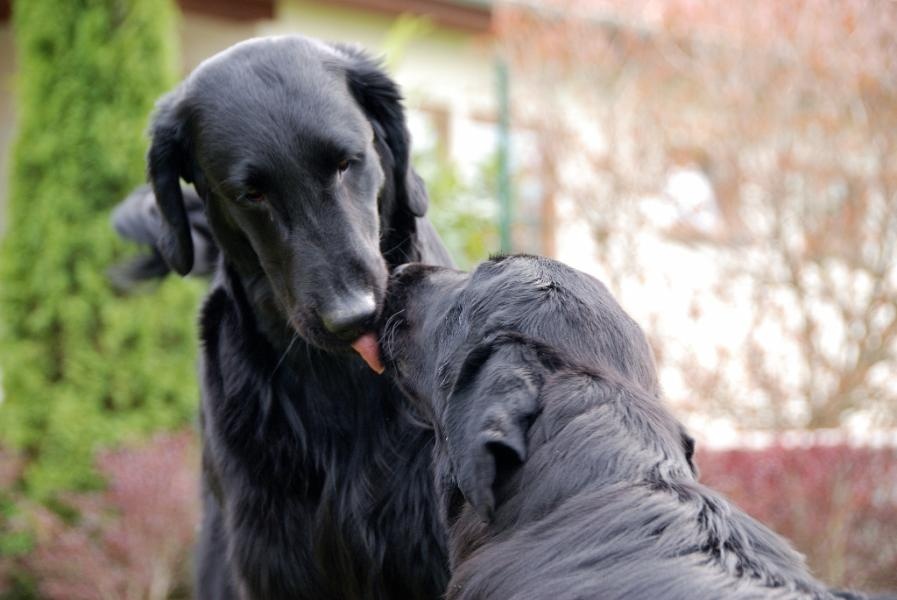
[381,255,869,600]
[128,36,453,599]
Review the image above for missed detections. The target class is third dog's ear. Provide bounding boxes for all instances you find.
[680,427,698,477]
[445,338,545,522]
[146,90,194,276]
[340,46,428,219]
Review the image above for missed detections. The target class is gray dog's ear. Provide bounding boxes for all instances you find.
[338,45,428,219]
[445,337,545,522]
[146,90,194,276]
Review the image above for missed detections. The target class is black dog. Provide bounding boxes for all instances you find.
[119,36,454,599]
[381,255,868,600]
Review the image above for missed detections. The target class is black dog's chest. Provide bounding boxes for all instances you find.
[198,289,448,599]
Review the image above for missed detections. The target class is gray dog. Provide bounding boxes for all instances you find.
[380,254,870,600]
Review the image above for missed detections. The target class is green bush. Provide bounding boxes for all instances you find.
[0,0,202,502]
[414,148,499,269]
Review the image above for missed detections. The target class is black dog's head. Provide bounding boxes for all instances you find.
[148,36,428,350]
[381,254,666,519]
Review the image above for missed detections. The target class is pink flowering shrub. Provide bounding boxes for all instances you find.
[25,431,199,600]
[0,448,28,594]
[697,444,897,594]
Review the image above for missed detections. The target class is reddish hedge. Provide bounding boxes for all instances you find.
[1,432,198,599]
[5,436,895,597]
[697,443,897,594]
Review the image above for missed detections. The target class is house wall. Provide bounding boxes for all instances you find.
[180,11,261,72]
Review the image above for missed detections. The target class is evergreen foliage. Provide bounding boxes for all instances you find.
[0,0,202,501]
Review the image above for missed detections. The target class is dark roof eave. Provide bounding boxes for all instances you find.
[326,0,492,32]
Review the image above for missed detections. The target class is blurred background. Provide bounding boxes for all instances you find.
[0,0,895,598]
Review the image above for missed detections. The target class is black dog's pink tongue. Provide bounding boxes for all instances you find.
[351,333,384,374]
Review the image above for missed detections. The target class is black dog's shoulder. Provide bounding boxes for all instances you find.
[198,284,233,349]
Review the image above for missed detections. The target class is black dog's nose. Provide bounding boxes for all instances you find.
[320,293,377,341]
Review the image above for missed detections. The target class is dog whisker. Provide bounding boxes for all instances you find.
[381,233,409,258]
[379,308,406,362]
[272,331,300,377]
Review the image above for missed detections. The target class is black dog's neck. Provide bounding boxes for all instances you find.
[221,260,297,352]
[217,262,342,383]
[210,259,402,457]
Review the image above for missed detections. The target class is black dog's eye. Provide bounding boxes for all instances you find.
[337,159,350,175]
[239,188,265,204]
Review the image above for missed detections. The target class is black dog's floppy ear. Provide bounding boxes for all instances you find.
[146,90,194,275]
[444,337,545,522]
[339,45,428,219]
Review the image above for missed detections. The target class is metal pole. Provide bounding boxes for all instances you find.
[496,58,512,253]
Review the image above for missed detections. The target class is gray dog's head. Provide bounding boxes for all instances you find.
[383,255,660,411]
[381,254,666,519]
[147,36,428,351]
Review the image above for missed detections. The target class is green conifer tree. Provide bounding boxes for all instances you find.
[0,0,202,501]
